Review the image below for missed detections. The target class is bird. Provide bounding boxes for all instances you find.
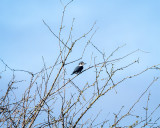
[71,61,86,75]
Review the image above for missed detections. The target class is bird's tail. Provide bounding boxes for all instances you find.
[71,71,75,75]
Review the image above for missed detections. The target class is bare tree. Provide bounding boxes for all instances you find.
[0,1,160,128]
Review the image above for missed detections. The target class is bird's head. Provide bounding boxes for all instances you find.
[79,61,86,66]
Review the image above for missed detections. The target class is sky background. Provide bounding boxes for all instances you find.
[0,0,160,127]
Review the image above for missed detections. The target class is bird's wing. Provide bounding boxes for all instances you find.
[71,66,83,75]
[73,66,80,73]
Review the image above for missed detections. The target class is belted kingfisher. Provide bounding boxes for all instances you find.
[71,61,86,75]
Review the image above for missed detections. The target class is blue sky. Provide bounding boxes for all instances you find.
[0,0,160,127]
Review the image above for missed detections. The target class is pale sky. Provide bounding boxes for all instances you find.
[0,0,160,127]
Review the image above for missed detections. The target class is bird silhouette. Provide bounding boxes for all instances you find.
[71,61,86,75]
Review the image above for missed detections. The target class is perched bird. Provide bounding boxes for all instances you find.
[71,61,86,75]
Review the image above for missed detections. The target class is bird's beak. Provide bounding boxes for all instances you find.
[84,63,86,65]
